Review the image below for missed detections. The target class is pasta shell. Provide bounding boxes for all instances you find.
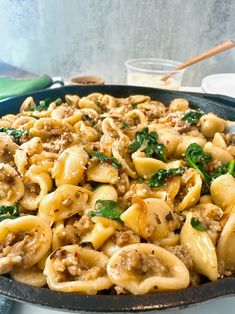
[204,142,233,163]
[44,245,112,294]
[0,215,52,274]
[132,151,166,179]
[0,163,24,206]
[176,136,206,157]
[38,185,90,225]
[87,163,119,183]
[212,132,227,149]
[176,168,202,212]
[199,114,225,138]
[217,212,235,272]
[87,185,118,213]
[180,212,218,281]
[11,265,47,287]
[81,217,121,249]
[65,94,80,107]
[20,164,53,210]
[14,137,43,176]
[107,243,190,294]
[52,146,89,186]
[121,198,177,241]
[0,133,18,166]
[157,128,181,157]
[210,174,235,210]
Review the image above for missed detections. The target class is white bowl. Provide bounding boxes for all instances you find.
[201,73,235,98]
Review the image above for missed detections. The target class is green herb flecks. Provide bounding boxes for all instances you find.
[128,127,167,162]
[131,103,138,109]
[83,114,97,126]
[212,160,235,179]
[185,143,212,190]
[182,109,204,125]
[28,97,62,111]
[90,200,124,220]
[121,122,129,129]
[0,203,19,221]
[147,166,187,187]
[0,128,28,144]
[91,151,122,169]
[191,217,207,231]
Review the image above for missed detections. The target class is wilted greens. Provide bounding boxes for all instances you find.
[89,200,124,220]
[91,151,122,169]
[147,166,187,187]
[182,108,204,125]
[0,128,28,144]
[128,127,167,162]
[28,97,62,111]
[0,203,19,221]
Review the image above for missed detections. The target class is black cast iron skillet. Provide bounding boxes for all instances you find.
[0,85,235,312]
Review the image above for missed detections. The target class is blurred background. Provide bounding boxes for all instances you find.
[0,0,235,86]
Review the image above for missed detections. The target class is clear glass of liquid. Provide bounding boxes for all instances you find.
[125,58,185,90]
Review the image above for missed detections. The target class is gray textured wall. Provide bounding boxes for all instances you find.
[0,0,235,86]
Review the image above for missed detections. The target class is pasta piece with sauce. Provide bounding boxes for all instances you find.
[107,243,190,294]
[0,163,24,206]
[44,245,112,294]
[0,215,51,274]
[120,198,178,241]
[38,185,90,225]
[180,212,218,281]
[20,164,53,210]
[52,146,89,186]
[11,265,47,287]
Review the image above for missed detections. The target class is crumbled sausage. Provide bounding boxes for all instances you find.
[118,250,169,277]
[167,245,200,286]
[52,250,105,282]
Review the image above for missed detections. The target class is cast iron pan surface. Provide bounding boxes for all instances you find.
[0,85,235,312]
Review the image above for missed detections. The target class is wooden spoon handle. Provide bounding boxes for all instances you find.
[162,39,235,81]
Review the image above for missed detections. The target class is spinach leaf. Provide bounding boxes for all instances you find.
[28,97,62,111]
[89,200,124,220]
[129,127,167,162]
[191,217,207,231]
[147,166,187,187]
[182,108,204,125]
[0,203,19,221]
[91,151,122,169]
[0,128,28,144]
[185,143,212,189]
[212,160,235,179]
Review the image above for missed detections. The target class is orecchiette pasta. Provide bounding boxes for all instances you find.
[210,174,235,210]
[0,163,24,206]
[107,243,190,294]
[52,146,89,186]
[11,265,47,287]
[0,92,233,296]
[38,185,90,225]
[0,216,52,273]
[44,245,112,294]
[180,213,218,281]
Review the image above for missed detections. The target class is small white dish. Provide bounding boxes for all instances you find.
[201,73,235,98]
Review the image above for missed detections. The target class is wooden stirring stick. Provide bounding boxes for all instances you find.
[161,39,235,81]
